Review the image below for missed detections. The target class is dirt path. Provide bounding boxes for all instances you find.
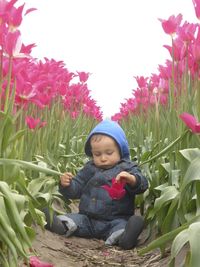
[30,226,174,267]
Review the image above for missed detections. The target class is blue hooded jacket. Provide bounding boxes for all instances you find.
[59,119,148,221]
[85,119,130,159]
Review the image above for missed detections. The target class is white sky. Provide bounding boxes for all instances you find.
[20,0,196,118]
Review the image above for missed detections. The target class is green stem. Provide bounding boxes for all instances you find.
[4,56,13,113]
[140,129,189,166]
[0,50,3,110]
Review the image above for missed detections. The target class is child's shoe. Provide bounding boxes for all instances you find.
[119,215,144,250]
[43,207,67,235]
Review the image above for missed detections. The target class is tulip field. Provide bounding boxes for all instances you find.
[1,0,200,266]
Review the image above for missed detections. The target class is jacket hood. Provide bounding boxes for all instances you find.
[85,119,130,159]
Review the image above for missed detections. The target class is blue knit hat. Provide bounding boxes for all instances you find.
[84,119,130,159]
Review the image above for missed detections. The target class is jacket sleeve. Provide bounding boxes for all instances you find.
[59,161,95,200]
[122,160,148,195]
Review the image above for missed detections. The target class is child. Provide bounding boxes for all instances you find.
[44,119,148,250]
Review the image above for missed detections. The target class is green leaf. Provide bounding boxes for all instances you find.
[0,158,63,176]
[160,162,171,175]
[161,197,179,234]
[170,229,189,260]
[27,177,53,196]
[189,222,200,267]
[154,186,179,211]
[179,148,200,163]
[9,129,26,145]
[138,223,188,255]
[138,214,200,256]
[180,158,200,191]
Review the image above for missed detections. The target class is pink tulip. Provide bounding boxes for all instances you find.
[77,71,90,83]
[25,116,46,129]
[3,30,22,56]
[102,178,126,200]
[25,116,40,129]
[180,112,200,133]
[8,3,25,28]
[29,256,54,267]
[134,76,149,88]
[158,14,182,35]
[193,0,200,20]
[6,2,36,29]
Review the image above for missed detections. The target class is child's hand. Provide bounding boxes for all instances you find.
[60,172,73,187]
[115,171,136,187]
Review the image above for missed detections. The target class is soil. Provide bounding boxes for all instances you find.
[25,226,184,267]
[22,204,187,267]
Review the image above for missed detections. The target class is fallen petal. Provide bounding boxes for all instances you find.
[29,256,54,267]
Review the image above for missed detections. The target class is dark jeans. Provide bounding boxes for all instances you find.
[58,213,128,240]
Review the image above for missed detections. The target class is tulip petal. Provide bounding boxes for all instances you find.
[179,112,197,133]
[102,177,126,200]
[195,123,200,133]
[29,256,54,267]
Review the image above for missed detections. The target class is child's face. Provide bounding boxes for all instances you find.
[90,135,121,169]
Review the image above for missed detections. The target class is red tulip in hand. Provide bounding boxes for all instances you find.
[102,177,126,200]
